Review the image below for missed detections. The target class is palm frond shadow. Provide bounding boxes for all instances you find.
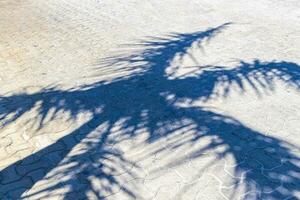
[0,23,300,199]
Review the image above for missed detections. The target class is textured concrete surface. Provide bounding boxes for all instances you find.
[0,0,300,199]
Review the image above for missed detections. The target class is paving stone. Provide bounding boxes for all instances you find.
[0,0,300,199]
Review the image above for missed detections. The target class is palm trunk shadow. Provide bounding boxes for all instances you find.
[0,116,111,199]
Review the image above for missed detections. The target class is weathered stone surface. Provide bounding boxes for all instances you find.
[0,0,300,199]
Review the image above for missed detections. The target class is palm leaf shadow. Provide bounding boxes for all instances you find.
[0,23,300,199]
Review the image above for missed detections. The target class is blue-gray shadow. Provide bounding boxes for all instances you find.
[0,23,300,199]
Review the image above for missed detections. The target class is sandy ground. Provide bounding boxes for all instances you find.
[0,0,300,199]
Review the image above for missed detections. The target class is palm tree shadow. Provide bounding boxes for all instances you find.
[0,23,300,199]
[162,107,300,199]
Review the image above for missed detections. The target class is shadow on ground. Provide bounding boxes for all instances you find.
[1,23,300,199]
